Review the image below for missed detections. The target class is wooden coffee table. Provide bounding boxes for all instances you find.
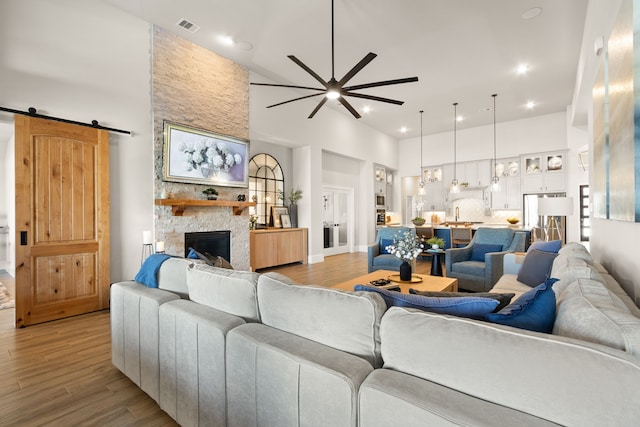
[331,270,458,293]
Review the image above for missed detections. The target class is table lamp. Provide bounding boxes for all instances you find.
[538,197,573,242]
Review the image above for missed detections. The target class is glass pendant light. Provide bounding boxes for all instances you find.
[490,94,501,192]
[450,102,460,194]
[418,110,425,195]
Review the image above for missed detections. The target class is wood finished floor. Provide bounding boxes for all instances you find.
[0,253,439,426]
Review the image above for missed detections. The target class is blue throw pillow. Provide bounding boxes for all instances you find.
[380,239,394,255]
[528,240,562,253]
[485,278,558,333]
[354,284,499,319]
[470,243,503,262]
[516,249,558,287]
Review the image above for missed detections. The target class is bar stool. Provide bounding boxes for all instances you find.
[451,226,472,248]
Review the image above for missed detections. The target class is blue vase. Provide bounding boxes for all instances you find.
[400,261,412,281]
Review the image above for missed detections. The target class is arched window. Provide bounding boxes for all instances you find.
[249,153,284,226]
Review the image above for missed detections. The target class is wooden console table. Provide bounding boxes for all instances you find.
[250,228,308,270]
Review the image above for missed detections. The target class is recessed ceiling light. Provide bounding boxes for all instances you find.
[521,7,542,20]
[526,101,535,109]
[363,105,371,114]
[517,64,529,75]
[456,115,463,122]
[219,35,235,46]
[400,126,408,133]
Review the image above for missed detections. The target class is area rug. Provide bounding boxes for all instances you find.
[0,281,15,309]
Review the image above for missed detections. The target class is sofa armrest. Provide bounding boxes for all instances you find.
[484,251,509,287]
[503,252,526,275]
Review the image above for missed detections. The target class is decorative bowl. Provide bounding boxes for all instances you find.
[506,217,520,225]
[412,218,426,226]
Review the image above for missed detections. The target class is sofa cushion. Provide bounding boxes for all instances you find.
[408,289,515,312]
[257,274,387,367]
[516,249,558,287]
[490,274,531,300]
[528,239,562,253]
[186,264,260,322]
[470,243,503,262]
[354,285,499,318]
[485,278,558,333]
[554,279,640,356]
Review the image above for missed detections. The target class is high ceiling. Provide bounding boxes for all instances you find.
[103,0,588,139]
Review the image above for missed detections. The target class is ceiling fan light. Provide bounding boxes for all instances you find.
[326,90,341,99]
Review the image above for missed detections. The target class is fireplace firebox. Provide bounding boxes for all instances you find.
[184,230,231,262]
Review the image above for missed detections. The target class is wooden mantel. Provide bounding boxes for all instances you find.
[155,199,256,216]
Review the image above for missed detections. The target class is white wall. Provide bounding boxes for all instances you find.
[0,0,153,282]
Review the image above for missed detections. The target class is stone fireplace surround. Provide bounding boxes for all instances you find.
[151,26,250,270]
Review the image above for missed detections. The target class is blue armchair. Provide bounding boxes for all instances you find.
[445,228,526,292]
[367,227,415,273]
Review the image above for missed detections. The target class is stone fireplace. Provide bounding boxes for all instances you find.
[151,26,250,270]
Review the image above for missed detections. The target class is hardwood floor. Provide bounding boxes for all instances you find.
[0,253,437,426]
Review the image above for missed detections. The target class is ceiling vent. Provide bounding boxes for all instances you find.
[177,18,200,33]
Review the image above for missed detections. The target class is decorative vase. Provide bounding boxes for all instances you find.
[431,244,439,249]
[289,203,298,228]
[399,261,412,281]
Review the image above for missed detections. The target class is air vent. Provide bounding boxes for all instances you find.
[177,18,200,33]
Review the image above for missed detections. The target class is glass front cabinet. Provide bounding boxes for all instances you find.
[521,151,567,193]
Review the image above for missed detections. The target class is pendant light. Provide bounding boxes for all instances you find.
[490,94,501,192]
[450,102,460,194]
[418,110,425,195]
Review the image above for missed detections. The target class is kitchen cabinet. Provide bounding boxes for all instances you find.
[521,151,567,193]
[250,228,308,270]
[421,165,445,211]
[491,158,522,210]
[457,160,491,188]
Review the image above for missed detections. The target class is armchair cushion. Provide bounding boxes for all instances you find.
[471,244,503,262]
[529,239,562,253]
[380,238,394,254]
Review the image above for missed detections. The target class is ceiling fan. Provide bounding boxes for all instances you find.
[251,0,419,119]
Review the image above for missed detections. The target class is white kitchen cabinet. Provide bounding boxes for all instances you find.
[456,160,491,188]
[421,165,445,211]
[491,158,522,210]
[521,151,567,193]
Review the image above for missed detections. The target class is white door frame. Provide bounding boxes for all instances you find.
[322,186,355,256]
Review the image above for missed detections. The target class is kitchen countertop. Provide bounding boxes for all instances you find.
[411,223,532,231]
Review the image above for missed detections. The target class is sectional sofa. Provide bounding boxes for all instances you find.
[110,244,640,426]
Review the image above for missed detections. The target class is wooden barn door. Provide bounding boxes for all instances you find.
[14,115,110,327]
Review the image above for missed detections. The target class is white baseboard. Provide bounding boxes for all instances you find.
[308,253,325,264]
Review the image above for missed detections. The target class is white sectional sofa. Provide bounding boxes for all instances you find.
[110,244,640,426]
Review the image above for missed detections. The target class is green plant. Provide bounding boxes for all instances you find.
[412,216,425,221]
[288,187,303,204]
[426,236,445,248]
[202,187,218,195]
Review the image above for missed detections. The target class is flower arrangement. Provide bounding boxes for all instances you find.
[288,187,303,204]
[249,214,258,229]
[179,139,242,177]
[385,230,424,262]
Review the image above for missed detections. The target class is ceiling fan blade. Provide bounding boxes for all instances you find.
[251,82,326,92]
[288,55,329,88]
[343,92,404,105]
[338,97,362,119]
[267,92,326,109]
[308,97,329,118]
[337,52,377,86]
[344,76,419,91]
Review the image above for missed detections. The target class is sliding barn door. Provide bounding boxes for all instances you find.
[14,115,110,327]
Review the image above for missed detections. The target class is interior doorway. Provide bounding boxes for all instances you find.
[322,186,354,256]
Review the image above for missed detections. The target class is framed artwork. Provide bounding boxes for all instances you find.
[163,121,249,188]
[271,206,289,228]
[281,214,292,228]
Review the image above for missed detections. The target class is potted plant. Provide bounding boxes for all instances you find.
[426,236,445,249]
[202,187,218,200]
[412,216,426,226]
